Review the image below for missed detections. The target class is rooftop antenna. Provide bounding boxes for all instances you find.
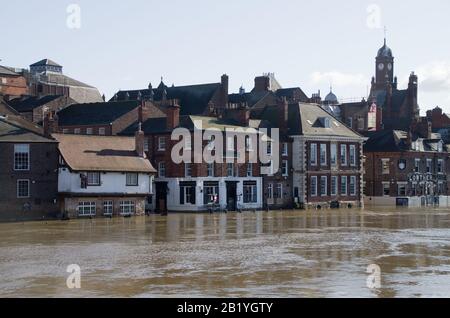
[384,26,387,45]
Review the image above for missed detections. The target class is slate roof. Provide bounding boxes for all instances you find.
[112,82,221,116]
[0,115,55,143]
[30,59,62,67]
[364,130,446,153]
[35,72,94,88]
[53,134,156,173]
[58,101,139,126]
[276,87,309,101]
[8,95,62,112]
[0,97,19,116]
[0,65,20,76]
[259,103,363,139]
[228,91,273,107]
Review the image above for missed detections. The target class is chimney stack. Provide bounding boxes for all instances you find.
[43,111,58,138]
[277,97,288,135]
[135,122,145,158]
[166,101,180,130]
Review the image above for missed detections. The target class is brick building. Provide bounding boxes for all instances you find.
[0,65,28,97]
[112,75,229,116]
[7,95,75,123]
[0,115,59,221]
[56,100,143,136]
[120,101,266,213]
[364,129,450,207]
[289,103,366,209]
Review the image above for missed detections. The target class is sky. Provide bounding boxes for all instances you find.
[1,0,449,113]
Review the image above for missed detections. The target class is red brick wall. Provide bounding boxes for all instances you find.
[0,75,28,96]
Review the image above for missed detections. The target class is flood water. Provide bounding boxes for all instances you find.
[0,208,450,298]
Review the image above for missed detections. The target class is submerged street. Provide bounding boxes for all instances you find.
[0,209,449,298]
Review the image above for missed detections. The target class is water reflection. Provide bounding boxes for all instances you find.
[0,208,449,297]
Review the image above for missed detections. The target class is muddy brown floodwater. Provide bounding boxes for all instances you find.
[0,208,450,298]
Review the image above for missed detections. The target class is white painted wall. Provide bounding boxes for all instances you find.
[58,168,153,194]
[157,177,263,212]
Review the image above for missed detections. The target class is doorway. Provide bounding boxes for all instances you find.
[226,181,238,211]
[155,182,168,213]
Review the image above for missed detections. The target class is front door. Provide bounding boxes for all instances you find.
[226,181,238,211]
[155,182,168,213]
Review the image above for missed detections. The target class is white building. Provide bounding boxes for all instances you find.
[53,133,156,218]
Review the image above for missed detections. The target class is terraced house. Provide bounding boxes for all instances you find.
[0,115,59,221]
[120,101,267,213]
[289,103,366,209]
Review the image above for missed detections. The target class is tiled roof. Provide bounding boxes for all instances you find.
[0,115,55,143]
[58,101,139,126]
[53,134,156,173]
[112,82,221,115]
[8,95,62,112]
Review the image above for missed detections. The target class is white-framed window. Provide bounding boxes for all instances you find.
[185,163,192,178]
[341,176,348,196]
[181,185,196,205]
[227,136,234,151]
[282,143,288,156]
[320,176,327,196]
[381,159,390,175]
[207,163,214,177]
[17,179,30,198]
[382,182,390,196]
[203,183,219,204]
[86,128,93,135]
[14,144,30,171]
[119,201,135,215]
[350,176,357,196]
[158,162,166,178]
[330,143,337,166]
[245,136,253,151]
[276,183,283,199]
[246,163,253,177]
[103,201,113,215]
[266,141,272,155]
[426,159,433,173]
[99,127,106,136]
[144,138,149,152]
[347,117,353,128]
[310,143,318,166]
[310,176,318,197]
[414,159,421,172]
[62,128,69,134]
[78,201,96,216]
[184,137,192,151]
[158,137,166,151]
[438,159,444,174]
[74,128,81,135]
[267,183,274,199]
[87,172,100,186]
[243,181,258,203]
[227,163,234,177]
[331,176,338,196]
[349,145,356,166]
[126,173,138,186]
[281,160,289,177]
[398,183,407,196]
[340,144,348,166]
[320,144,327,166]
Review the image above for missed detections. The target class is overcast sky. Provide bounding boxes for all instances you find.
[1,0,449,113]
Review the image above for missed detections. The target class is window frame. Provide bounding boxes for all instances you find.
[14,144,30,171]
[126,173,139,186]
[17,179,30,198]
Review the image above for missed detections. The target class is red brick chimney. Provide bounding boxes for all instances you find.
[135,122,145,158]
[43,111,58,138]
[253,76,270,92]
[166,101,180,130]
[277,97,288,135]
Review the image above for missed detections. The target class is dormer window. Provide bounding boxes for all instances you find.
[319,117,331,128]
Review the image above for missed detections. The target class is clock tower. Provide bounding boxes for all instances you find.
[375,38,394,89]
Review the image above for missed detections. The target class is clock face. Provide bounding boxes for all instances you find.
[398,160,406,171]
[387,63,393,70]
[378,63,385,71]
